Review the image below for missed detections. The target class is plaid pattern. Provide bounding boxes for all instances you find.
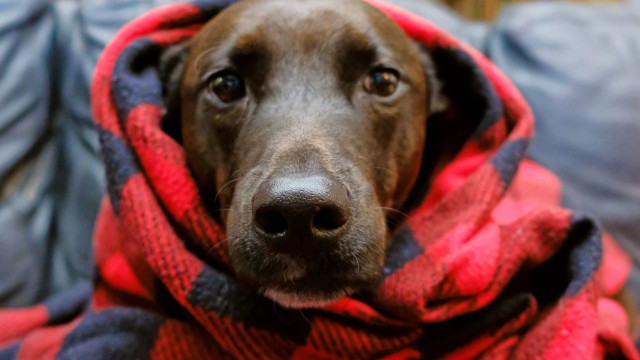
[1,0,638,359]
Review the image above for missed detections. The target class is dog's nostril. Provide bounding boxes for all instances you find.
[255,208,288,235]
[252,175,351,255]
[313,207,348,231]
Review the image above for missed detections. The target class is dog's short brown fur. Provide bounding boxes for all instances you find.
[160,0,444,309]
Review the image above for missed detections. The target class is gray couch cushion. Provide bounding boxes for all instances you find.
[0,0,178,306]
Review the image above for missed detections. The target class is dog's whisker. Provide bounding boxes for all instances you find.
[376,206,409,219]
[372,167,395,175]
[228,169,242,179]
[206,238,230,255]
[370,240,386,254]
[341,159,394,176]
[213,175,244,204]
[352,253,361,272]
[298,309,313,326]
[272,300,285,321]
[336,163,360,175]
[385,215,408,229]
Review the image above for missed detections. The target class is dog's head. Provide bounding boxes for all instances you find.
[161,0,445,308]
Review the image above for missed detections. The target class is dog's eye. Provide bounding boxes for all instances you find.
[364,68,399,97]
[207,71,246,103]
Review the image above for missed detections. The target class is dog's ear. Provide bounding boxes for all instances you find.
[158,42,190,142]
[400,44,478,212]
[416,45,448,115]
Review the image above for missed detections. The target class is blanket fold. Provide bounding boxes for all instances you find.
[1,0,638,359]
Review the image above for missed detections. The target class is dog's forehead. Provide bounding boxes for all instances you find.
[190,0,413,70]
[211,0,379,35]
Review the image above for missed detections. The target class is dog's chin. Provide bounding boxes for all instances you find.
[262,287,354,309]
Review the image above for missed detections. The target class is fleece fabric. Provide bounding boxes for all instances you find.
[1,0,637,359]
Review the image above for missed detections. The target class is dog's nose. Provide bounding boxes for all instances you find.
[252,175,350,256]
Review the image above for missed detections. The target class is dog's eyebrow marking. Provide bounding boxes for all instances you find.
[335,30,376,96]
[340,32,375,67]
[228,33,272,97]
[229,33,270,68]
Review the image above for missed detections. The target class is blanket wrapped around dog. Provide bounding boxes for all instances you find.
[1,0,638,359]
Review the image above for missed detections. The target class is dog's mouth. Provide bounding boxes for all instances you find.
[262,286,355,308]
[254,258,380,308]
[226,210,386,309]
[229,239,385,308]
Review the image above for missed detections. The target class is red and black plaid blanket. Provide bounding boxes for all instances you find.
[1,0,638,359]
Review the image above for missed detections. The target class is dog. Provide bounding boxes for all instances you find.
[1,1,637,358]
[157,0,640,330]
[159,0,448,309]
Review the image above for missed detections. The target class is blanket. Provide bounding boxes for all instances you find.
[1,0,638,358]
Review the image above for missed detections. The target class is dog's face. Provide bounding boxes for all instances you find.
[162,0,441,308]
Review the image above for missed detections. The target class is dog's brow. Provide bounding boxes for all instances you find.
[228,33,271,77]
[343,31,374,53]
[230,34,268,62]
[336,30,376,86]
[340,29,376,64]
[226,33,271,96]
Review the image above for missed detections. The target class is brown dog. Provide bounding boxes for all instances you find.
[160,0,445,308]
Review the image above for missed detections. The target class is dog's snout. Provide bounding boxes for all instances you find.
[252,175,350,256]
